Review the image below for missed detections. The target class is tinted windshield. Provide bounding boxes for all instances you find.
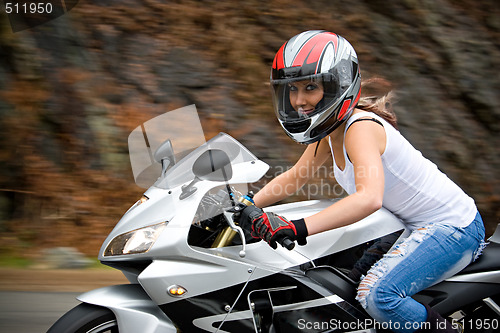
[128,105,206,188]
[128,105,257,189]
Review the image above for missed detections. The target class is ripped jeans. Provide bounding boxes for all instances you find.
[356,212,486,333]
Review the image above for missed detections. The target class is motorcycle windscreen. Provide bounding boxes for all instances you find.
[128,105,206,188]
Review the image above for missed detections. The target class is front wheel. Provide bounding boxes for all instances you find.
[47,303,118,333]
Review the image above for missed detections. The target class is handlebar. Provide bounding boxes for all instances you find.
[280,237,296,251]
[229,191,297,251]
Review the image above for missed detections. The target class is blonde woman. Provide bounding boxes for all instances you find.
[239,30,485,333]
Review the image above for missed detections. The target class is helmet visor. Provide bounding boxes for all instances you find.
[271,73,341,123]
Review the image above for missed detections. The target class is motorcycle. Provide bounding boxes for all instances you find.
[48,106,500,333]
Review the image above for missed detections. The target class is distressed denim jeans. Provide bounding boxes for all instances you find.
[356,212,486,333]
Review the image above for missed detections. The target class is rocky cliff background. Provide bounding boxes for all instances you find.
[0,0,499,259]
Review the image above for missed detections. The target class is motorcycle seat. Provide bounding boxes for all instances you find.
[460,241,500,274]
[305,266,357,304]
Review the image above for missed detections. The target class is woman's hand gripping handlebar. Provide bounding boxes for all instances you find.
[231,193,308,251]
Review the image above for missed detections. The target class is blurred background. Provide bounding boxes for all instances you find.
[0,0,499,265]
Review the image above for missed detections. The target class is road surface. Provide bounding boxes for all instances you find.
[0,268,128,333]
[0,291,81,332]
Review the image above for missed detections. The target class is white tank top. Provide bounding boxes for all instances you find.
[329,111,477,229]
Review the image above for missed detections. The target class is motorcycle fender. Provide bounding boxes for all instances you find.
[77,284,177,333]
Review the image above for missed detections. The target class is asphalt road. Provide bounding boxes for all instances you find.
[0,268,128,332]
[0,291,81,333]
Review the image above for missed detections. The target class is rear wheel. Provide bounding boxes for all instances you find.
[47,303,118,333]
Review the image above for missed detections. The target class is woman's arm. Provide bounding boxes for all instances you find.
[253,139,331,207]
[305,119,387,235]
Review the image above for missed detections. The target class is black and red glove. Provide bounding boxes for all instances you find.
[239,205,308,249]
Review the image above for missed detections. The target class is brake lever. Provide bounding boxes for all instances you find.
[224,209,247,258]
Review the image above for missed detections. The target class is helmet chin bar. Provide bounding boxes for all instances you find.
[280,91,356,145]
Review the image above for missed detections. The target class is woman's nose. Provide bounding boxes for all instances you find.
[295,90,306,106]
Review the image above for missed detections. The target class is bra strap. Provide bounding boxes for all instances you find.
[345,117,384,163]
[347,117,383,131]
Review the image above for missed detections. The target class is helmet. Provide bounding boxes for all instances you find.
[271,30,361,144]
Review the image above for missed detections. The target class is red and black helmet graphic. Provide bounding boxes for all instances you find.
[270,31,361,144]
[272,31,340,80]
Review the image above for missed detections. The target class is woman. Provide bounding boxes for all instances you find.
[239,30,486,332]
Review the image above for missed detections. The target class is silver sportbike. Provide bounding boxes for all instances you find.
[48,106,500,333]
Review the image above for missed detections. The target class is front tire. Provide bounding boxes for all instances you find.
[47,303,118,333]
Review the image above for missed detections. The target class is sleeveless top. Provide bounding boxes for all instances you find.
[328,111,477,230]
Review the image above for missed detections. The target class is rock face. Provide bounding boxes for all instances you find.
[0,0,498,256]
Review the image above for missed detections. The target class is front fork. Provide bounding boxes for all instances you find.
[212,226,237,248]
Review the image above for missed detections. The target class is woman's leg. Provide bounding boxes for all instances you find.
[356,213,485,333]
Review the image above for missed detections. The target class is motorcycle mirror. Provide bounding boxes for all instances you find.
[154,139,176,177]
[154,139,176,165]
[192,149,233,181]
[180,149,233,200]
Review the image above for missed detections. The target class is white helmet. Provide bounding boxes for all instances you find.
[271,30,361,144]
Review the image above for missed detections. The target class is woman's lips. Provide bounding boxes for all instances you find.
[298,107,314,115]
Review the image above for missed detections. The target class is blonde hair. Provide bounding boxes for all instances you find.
[356,78,398,129]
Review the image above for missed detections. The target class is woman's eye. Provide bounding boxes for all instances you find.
[306,84,318,91]
[289,85,298,92]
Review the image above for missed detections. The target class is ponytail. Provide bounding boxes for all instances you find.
[356,78,398,129]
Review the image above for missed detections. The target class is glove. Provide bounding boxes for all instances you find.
[240,205,308,249]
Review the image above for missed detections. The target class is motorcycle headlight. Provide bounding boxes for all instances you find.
[103,222,166,256]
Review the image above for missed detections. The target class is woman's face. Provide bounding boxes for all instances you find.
[289,80,324,116]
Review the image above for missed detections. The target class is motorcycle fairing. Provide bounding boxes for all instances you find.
[159,265,370,333]
[77,284,177,333]
[153,212,404,332]
[112,196,405,307]
[129,197,406,332]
